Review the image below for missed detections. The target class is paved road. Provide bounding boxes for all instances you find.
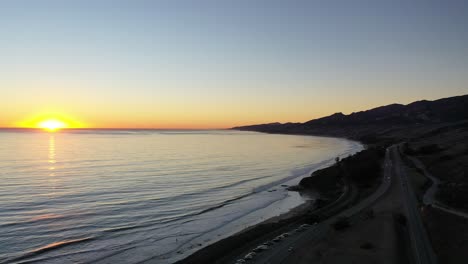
[406,156,440,206]
[407,155,468,219]
[391,145,437,264]
[232,148,394,264]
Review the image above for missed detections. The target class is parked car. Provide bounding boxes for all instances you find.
[244,252,256,260]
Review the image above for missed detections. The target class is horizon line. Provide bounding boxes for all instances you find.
[0,127,232,131]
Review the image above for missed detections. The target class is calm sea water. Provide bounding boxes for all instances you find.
[0,130,362,263]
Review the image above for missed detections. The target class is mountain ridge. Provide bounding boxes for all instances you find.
[232,94,468,143]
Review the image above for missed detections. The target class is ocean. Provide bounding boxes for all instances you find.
[0,129,362,263]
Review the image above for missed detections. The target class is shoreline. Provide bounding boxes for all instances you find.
[175,197,316,264]
[176,135,367,264]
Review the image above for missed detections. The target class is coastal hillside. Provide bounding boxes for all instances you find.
[234,94,468,263]
[233,94,468,143]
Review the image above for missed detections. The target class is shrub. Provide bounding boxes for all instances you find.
[333,216,350,231]
[365,209,375,219]
[360,242,374,250]
[438,154,454,162]
[417,144,443,155]
[394,213,407,226]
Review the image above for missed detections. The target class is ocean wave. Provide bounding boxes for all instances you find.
[2,237,94,264]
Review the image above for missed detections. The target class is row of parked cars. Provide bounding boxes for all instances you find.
[235,223,314,263]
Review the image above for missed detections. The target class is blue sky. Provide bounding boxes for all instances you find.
[1,0,467,128]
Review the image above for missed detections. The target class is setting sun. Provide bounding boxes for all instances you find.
[38,119,67,132]
[14,113,85,130]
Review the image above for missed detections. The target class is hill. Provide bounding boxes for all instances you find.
[233,94,468,144]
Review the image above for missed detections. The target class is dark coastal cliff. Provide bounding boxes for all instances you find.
[298,147,384,195]
[232,94,468,144]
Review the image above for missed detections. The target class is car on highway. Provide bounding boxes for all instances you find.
[244,252,256,260]
[253,245,269,252]
[273,236,283,242]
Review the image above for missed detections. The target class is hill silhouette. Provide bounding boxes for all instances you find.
[233,94,468,144]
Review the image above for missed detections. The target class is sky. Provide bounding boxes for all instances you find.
[1,0,468,129]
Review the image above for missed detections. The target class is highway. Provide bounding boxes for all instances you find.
[391,145,437,264]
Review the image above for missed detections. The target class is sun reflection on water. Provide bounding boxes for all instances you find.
[48,135,56,174]
[46,135,60,198]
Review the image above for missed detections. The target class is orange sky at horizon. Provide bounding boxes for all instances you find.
[2,91,464,130]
